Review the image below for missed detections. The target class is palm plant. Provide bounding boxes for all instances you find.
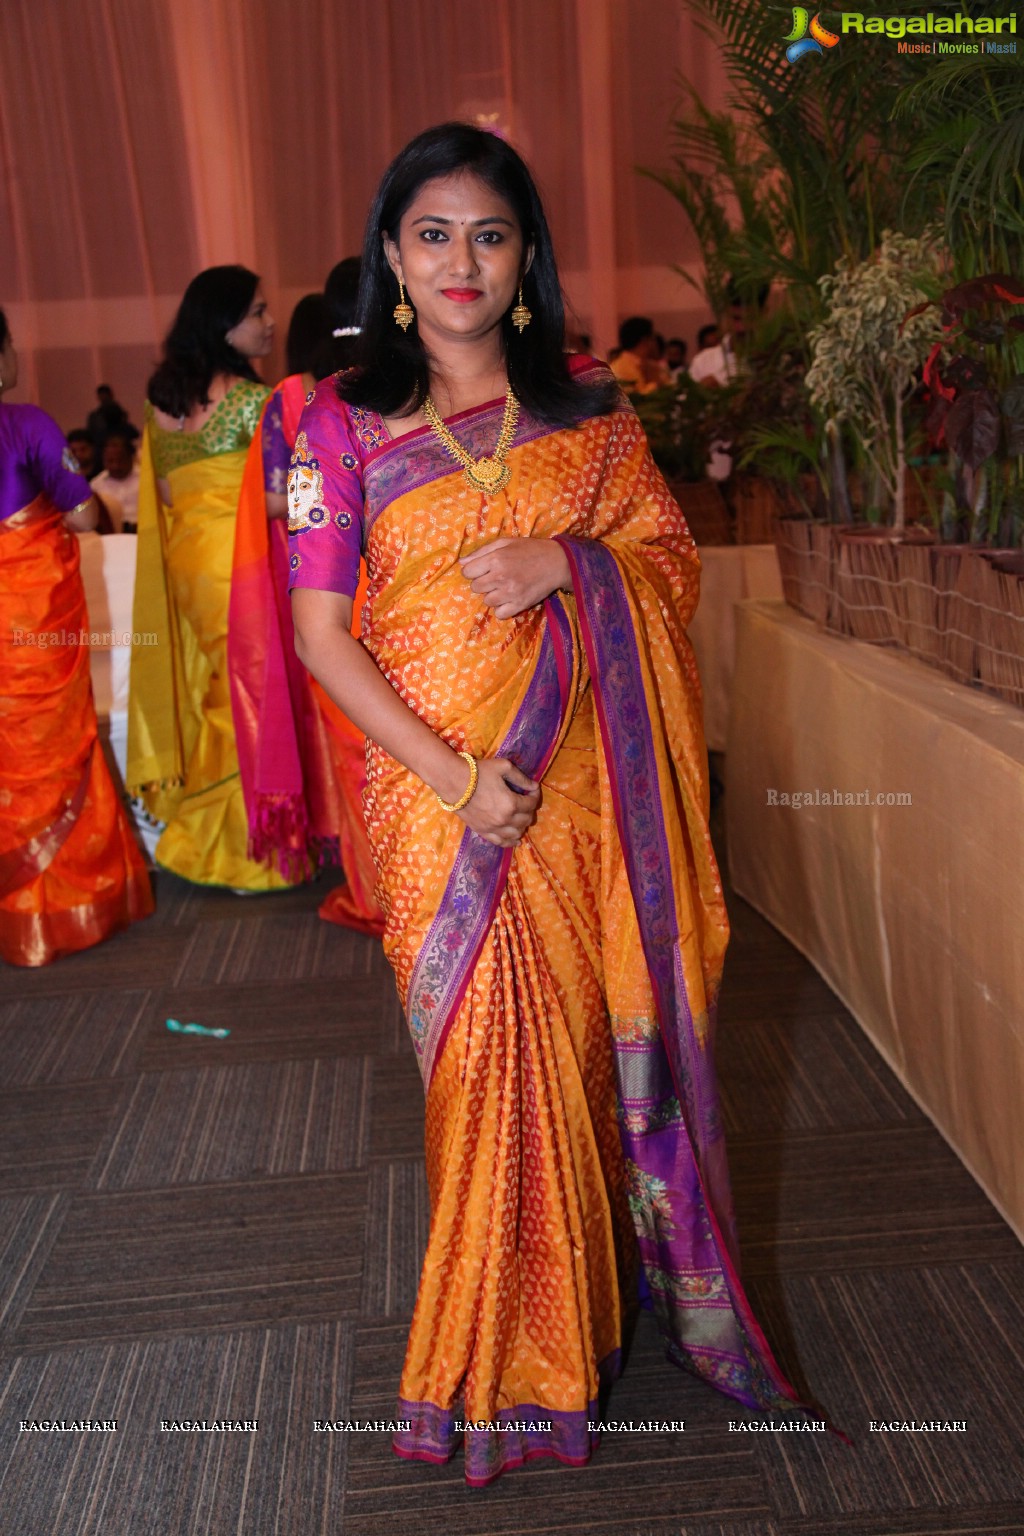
[645,1,937,514]
[897,55,1024,280]
[897,52,1024,541]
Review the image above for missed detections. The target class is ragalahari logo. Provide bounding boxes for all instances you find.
[784,7,841,61]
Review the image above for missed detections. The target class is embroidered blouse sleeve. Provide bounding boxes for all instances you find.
[287,379,365,599]
[27,407,94,512]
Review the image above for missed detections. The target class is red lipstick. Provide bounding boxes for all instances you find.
[442,288,483,302]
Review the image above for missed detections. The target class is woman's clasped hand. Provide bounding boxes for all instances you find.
[459,534,570,619]
[455,756,539,847]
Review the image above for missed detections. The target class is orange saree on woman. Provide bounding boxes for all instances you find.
[229,374,382,932]
[0,403,152,966]
[289,361,808,1483]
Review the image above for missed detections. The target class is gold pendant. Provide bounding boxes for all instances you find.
[465,456,511,494]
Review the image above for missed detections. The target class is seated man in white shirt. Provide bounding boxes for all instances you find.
[689,285,767,480]
[90,433,140,533]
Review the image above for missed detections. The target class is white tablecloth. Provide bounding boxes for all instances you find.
[689,544,783,751]
[727,600,1024,1240]
[77,530,137,786]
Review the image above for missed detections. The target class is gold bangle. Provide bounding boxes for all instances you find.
[436,750,479,812]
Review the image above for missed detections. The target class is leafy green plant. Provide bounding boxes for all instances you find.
[631,378,731,483]
[806,232,945,530]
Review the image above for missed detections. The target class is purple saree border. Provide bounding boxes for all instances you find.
[407,597,574,1087]
[557,536,805,1417]
[394,1347,621,1486]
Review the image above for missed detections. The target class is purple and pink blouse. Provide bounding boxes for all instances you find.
[284,377,388,601]
[0,402,93,523]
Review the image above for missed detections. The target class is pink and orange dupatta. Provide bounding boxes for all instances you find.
[229,375,383,933]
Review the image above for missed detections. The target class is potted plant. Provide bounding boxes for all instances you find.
[803,231,945,641]
[633,378,734,545]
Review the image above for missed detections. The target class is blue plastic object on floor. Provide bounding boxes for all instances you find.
[165,1017,230,1039]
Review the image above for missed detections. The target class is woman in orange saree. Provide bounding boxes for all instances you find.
[0,310,152,966]
[291,126,813,1485]
[229,268,383,932]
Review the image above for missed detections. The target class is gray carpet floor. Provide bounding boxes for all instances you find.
[1,809,1023,1535]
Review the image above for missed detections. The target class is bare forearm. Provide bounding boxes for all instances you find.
[295,620,472,804]
[62,494,101,532]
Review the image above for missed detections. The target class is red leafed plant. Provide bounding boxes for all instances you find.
[912,274,1024,543]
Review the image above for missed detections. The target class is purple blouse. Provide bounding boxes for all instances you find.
[286,378,384,599]
[0,402,93,522]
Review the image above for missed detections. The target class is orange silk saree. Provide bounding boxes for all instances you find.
[0,498,152,965]
[290,364,810,1484]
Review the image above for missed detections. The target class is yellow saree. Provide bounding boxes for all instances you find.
[128,383,292,890]
[289,363,809,1484]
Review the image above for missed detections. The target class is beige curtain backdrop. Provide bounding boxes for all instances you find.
[0,0,728,428]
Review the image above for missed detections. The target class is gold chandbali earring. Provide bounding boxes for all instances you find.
[393,278,415,331]
[511,283,532,333]
[422,386,521,495]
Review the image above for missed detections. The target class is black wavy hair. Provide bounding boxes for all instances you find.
[618,316,654,352]
[0,307,10,351]
[318,256,363,375]
[341,123,617,426]
[147,265,261,418]
[286,293,331,377]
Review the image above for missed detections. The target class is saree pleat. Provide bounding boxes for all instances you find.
[300,366,816,1482]
[128,425,292,890]
[0,498,152,966]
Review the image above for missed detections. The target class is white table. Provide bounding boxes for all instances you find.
[689,544,783,751]
[726,600,1024,1239]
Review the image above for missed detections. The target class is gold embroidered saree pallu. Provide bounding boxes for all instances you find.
[353,387,807,1484]
[0,497,152,965]
[128,408,293,891]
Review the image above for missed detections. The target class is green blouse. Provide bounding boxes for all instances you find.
[147,379,270,477]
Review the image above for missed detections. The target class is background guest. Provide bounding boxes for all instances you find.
[66,429,98,478]
[665,335,688,382]
[127,264,293,892]
[0,306,152,966]
[86,383,138,457]
[694,321,720,357]
[609,314,665,394]
[90,432,140,532]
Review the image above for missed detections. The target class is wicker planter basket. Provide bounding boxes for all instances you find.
[774,519,834,626]
[966,553,1024,708]
[733,476,786,545]
[829,527,908,644]
[890,543,975,677]
[773,521,1024,712]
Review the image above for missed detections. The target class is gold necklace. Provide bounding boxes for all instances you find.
[422,386,520,494]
